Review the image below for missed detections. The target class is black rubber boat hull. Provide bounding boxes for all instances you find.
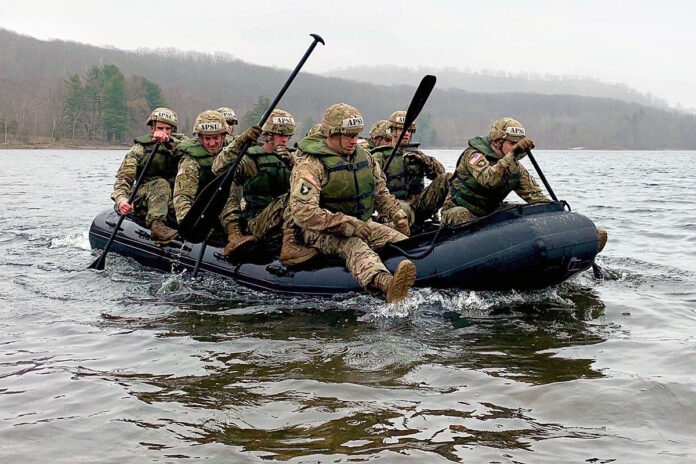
[89,202,599,295]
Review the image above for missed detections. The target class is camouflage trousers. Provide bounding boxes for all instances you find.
[115,178,172,227]
[302,220,407,290]
[441,198,513,226]
[381,172,452,226]
[220,192,287,245]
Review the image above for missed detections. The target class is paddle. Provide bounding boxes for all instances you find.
[382,74,437,174]
[89,142,161,270]
[192,240,207,278]
[178,33,325,243]
[525,149,607,278]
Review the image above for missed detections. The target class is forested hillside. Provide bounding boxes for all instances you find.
[2,28,696,149]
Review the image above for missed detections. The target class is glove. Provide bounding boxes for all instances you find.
[510,138,534,160]
[394,216,410,237]
[275,145,295,166]
[404,152,426,166]
[232,125,262,152]
[347,218,371,241]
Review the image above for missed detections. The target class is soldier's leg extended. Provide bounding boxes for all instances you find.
[247,195,287,243]
[303,226,415,302]
[219,184,256,257]
[411,172,452,224]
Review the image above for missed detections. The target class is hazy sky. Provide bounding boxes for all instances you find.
[2,0,695,110]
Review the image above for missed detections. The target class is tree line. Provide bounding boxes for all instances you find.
[2,27,696,149]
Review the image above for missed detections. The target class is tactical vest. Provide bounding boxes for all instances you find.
[176,139,217,194]
[242,146,291,219]
[133,134,180,186]
[449,136,521,217]
[299,135,376,222]
[371,146,425,200]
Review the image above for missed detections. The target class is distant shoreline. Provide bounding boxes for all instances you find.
[0,140,129,150]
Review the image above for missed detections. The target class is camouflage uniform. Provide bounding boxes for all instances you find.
[290,132,407,290]
[372,144,448,225]
[111,134,187,227]
[213,144,291,243]
[173,111,232,224]
[441,135,549,225]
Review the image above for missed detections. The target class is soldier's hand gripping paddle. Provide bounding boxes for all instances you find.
[382,74,437,173]
[178,33,325,243]
[89,142,161,270]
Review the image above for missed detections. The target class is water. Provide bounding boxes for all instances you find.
[0,149,694,463]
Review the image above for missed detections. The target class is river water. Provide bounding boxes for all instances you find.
[0,149,694,463]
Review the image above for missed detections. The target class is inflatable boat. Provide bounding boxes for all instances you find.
[88,201,600,296]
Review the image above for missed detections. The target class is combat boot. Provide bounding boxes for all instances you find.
[150,220,177,244]
[372,260,417,303]
[597,229,608,253]
[279,227,318,265]
[223,222,257,257]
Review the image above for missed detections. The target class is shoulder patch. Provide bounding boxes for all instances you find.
[300,183,312,195]
[469,153,483,166]
[303,173,320,188]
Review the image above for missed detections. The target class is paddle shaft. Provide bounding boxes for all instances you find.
[90,142,161,270]
[192,240,207,277]
[179,34,325,243]
[382,75,436,174]
[525,150,558,201]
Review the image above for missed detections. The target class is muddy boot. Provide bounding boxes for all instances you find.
[597,229,608,253]
[372,260,417,303]
[279,227,318,266]
[223,222,257,257]
[150,220,178,244]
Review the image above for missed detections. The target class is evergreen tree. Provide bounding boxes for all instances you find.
[240,96,270,130]
[143,78,166,109]
[63,74,85,139]
[101,65,131,141]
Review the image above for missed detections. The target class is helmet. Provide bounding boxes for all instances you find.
[321,103,364,137]
[387,110,416,134]
[369,120,390,140]
[306,123,323,137]
[262,109,295,135]
[193,110,229,135]
[215,107,238,126]
[146,107,178,131]
[489,117,526,142]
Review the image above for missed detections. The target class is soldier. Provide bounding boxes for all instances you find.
[440,117,549,225]
[372,111,450,226]
[173,110,261,225]
[212,109,316,263]
[111,107,186,244]
[289,103,416,303]
[216,107,238,145]
[367,119,391,149]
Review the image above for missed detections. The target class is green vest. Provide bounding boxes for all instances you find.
[177,138,217,194]
[242,146,291,218]
[449,136,521,216]
[133,134,180,186]
[299,134,376,222]
[371,146,425,200]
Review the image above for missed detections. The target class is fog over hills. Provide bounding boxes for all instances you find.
[2,28,696,149]
[324,65,670,109]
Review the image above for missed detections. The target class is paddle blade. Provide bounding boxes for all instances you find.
[177,174,228,243]
[89,254,106,270]
[404,75,437,128]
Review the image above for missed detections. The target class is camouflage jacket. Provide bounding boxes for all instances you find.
[372,145,445,199]
[449,136,548,216]
[289,134,406,235]
[110,134,187,206]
